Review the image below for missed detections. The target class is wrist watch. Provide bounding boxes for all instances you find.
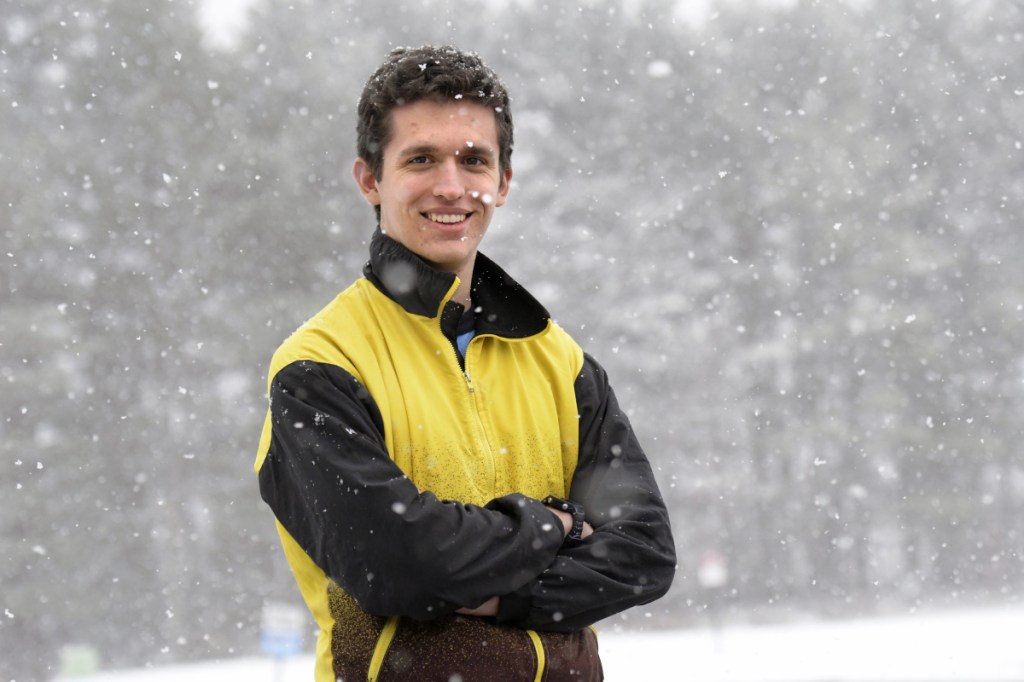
[542,495,586,546]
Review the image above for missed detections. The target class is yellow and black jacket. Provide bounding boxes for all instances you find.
[255,229,675,682]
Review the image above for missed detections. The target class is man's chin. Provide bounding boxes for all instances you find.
[418,243,479,273]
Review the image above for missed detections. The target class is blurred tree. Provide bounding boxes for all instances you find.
[2,0,1023,678]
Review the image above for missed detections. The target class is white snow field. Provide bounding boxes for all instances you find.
[61,604,1024,682]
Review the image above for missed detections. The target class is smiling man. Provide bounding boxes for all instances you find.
[255,45,676,682]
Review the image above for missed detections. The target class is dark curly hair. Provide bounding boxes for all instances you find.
[356,45,514,184]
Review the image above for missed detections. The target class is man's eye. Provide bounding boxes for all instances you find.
[409,156,430,164]
[464,156,486,166]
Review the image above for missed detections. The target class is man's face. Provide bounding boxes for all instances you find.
[353,100,512,279]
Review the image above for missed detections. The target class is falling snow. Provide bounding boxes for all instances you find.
[3,0,1023,679]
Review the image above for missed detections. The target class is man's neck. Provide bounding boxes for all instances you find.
[451,274,472,308]
[446,259,475,307]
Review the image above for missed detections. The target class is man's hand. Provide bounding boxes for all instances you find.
[456,595,499,617]
[549,507,594,540]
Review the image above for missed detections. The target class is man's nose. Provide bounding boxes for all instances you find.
[433,159,464,200]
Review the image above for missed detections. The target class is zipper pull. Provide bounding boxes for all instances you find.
[464,370,476,393]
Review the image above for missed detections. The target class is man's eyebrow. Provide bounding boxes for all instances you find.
[397,144,438,158]
[461,143,497,157]
[398,142,496,158]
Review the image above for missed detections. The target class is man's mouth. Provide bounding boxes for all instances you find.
[426,212,469,224]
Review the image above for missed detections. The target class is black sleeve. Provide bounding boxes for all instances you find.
[495,353,677,632]
[258,359,567,621]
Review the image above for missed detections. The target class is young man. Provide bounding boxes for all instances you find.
[255,45,676,682]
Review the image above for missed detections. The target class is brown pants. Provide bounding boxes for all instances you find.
[336,613,603,681]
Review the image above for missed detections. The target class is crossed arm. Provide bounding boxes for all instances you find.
[456,512,595,617]
[258,355,675,631]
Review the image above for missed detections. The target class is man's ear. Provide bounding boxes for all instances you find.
[494,166,513,207]
[352,157,381,206]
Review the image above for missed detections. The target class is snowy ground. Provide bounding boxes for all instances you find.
[62,604,1024,681]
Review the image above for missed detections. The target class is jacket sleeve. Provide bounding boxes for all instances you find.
[495,353,677,632]
[257,359,568,621]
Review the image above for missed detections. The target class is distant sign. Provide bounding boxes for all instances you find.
[58,644,100,677]
[260,602,306,658]
[697,550,729,589]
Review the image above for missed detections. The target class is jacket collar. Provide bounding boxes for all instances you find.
[364,227,550,339]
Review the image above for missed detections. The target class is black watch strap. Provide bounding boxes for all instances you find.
[542,495,586,546]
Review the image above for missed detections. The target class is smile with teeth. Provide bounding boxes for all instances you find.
[426,212,469,224]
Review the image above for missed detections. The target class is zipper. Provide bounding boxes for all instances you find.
[439,301,496,490]
[459,343,496,489]
[444,324,496,488]
[444,323,476,394]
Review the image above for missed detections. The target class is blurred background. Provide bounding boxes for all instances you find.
[2,0,1022,679]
